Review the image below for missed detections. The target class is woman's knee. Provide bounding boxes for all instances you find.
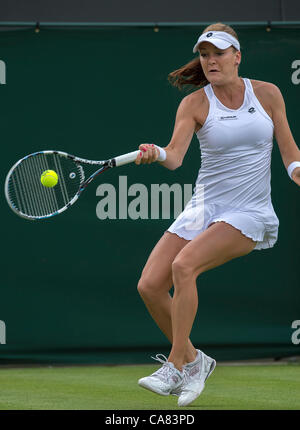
[137,275,163,301]
[172,257,198,284]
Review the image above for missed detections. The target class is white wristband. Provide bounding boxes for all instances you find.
[155,145,167,162]
[287,161,300,179]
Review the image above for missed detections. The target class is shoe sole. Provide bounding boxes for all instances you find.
[138,380,170,396]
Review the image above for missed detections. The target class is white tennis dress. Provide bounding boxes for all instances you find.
[168,78,279,250]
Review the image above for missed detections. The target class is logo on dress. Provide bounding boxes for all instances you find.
[218,115,238,120]
[248,107,256,113]
[206,32,213,38]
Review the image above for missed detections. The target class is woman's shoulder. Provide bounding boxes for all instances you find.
[180,87,207,109]
[248,79,282,98]
[177,88,209,128]
[248,79,285,116]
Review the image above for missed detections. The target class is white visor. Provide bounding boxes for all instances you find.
[192,31,240,53]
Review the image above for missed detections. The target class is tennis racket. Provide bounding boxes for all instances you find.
[5,148,165,220]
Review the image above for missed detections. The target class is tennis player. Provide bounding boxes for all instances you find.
[135,22,300,407]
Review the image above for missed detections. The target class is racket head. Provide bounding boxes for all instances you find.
[5,150,85,220]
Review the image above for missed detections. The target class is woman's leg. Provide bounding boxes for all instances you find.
[168,221,258,370]
[137,231,197,364]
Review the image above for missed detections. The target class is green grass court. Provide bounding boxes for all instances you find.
[0,363,299,410]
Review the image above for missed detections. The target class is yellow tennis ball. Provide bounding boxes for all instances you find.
[41,170,58,188]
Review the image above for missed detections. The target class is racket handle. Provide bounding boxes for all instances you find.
[114,146,166,167]
[114,150,141,167]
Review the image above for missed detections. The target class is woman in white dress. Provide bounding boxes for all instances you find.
[135,22,300,407]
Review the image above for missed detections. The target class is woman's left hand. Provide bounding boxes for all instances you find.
[292,167,300,186]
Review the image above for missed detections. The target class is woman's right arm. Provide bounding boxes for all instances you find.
[135,94,200,170]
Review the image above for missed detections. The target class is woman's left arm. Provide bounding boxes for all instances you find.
[269,84,300,186]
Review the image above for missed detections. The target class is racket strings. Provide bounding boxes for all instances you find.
[6,153,82,218]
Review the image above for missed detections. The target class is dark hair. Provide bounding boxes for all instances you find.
[168,22,239,91]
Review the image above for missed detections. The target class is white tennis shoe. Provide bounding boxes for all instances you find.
[138,354,184,396]
[177,349,216,407]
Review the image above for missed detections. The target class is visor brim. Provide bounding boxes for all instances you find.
[193,39,232,53]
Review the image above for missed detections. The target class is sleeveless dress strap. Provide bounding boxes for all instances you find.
[243,77,273,123]
[203,83,214,101]
[243,78,254,93]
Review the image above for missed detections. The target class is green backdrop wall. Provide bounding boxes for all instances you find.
[0,25,299,364]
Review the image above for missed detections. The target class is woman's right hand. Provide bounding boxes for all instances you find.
[135,143,160,165]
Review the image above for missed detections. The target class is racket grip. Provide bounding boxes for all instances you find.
[114,146,166,167]
[114,150,141,167]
